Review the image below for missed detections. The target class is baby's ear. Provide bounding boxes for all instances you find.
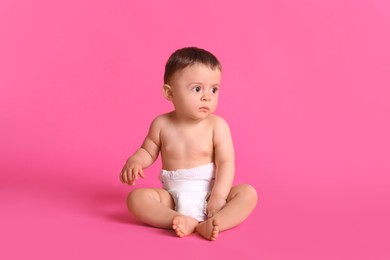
[162,84,173,101]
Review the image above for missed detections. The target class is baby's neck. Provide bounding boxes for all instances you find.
[169,111,209,125]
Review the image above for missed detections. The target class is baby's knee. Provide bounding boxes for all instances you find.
[238,184,258,204]
[127,189,147,210]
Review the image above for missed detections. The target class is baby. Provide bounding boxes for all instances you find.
[119,47,257,241]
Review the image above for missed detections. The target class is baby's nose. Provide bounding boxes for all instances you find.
[201,93,211,101]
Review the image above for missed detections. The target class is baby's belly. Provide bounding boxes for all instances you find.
[161,153,213,171]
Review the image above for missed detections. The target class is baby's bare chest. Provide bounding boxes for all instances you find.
[160,127,214,156]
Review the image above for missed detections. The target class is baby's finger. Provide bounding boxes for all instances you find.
[121,169,128,184]
[119,171,124,183]
[139,168,145,178]
[130,168,137,186]
[208,207,219,218]
[123,170,130,185]
[133,168,139,181]
[128,169,134,185]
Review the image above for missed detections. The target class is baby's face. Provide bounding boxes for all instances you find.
[169,63,221,121]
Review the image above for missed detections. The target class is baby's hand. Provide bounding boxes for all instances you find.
[206,196,227,218]
[119,161,145,186]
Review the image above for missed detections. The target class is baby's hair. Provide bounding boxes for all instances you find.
[164,47,222,84]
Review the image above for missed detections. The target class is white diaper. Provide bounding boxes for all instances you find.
[159,163,215,222]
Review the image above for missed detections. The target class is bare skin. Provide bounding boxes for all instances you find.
[127,184,257,240]
[196,218,220,241]
[172,215,199,238]
[121,62,258,240]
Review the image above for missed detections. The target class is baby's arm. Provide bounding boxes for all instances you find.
[120,117,161,186]
[207,117,235,217]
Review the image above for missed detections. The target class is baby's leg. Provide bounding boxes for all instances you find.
[127,188,198,236]
[196,184,257,240]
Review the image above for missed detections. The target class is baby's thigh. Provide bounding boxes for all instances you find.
[128,188,174,209]
[152,188,175,209]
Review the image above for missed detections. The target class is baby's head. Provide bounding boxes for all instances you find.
[163,47,222,120]
[164,47,221,85]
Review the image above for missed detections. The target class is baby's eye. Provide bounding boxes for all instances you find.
[211,87,219,94]
[193,86,201,92]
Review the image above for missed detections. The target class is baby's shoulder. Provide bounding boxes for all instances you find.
[150,112,173,128]
[208,114,230,129]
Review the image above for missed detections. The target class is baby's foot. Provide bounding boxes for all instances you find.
[172,215,199,238]
[196,218,220,241]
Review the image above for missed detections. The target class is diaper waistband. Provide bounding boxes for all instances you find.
[160,163,215,191]
[160,163,215,181]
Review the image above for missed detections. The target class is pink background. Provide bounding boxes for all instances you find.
[1,0,389,259]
